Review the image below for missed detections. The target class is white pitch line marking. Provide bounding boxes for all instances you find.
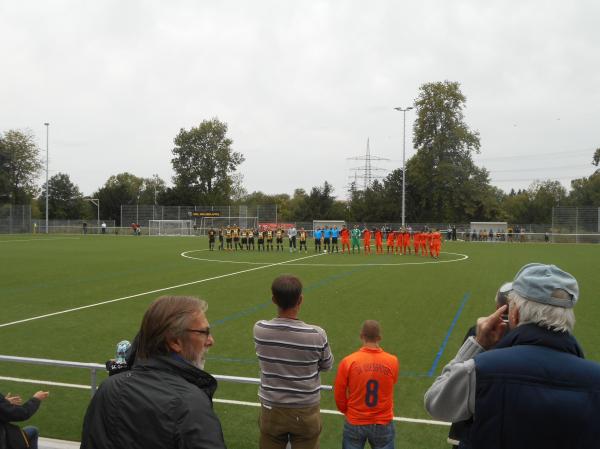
[181,250,469,267]
[0,237,81,244]
[0,252,325,329]
[0,375,449,426]
[181,251,269,265]
[0,375,90,390]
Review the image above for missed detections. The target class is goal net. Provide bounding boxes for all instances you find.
[196,216,258,235]
[148,220,192,236]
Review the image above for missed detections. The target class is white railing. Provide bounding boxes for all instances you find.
[0,354,333,396]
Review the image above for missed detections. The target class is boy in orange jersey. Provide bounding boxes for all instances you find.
[374,228,383,255]
[340,225,351,254]
[386,229,395,254]
[362,227,371,254]
[334,320,399,449]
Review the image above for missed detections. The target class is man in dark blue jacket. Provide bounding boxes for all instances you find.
[425,263,600,449]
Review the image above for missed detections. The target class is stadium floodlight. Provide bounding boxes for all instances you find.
[394,106,413,228]
[84,198,100,228]
[44,122,49,234]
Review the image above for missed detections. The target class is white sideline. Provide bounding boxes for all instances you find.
[0,252,325,328]
[0,237,80,243]
[39,437,80,449]
[0,376,450,427]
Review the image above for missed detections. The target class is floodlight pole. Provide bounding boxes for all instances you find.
[393,107,413,228]
[44,123,50,233]
[85,198,100,228]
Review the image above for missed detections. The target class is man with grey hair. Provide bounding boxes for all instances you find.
[425,263,600,449]
[81,296,226,449]
[446,281,512,448]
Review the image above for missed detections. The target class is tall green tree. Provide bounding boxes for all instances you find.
[39,172,84,219]
[527,180,567,223]
[171,118,245,204]
[93,172,145,224]
[305,181,337,219]
[500,180,567,223]
[408,81,498,222]
[569,150,600,206]
[569,174,600,206]
[0,129,42,204]
[138,174,167,205]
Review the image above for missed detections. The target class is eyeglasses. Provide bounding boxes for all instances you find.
[186,327,211,337]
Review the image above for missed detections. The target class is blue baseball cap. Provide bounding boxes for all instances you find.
[512,263,579,308]
[495,282,513,306]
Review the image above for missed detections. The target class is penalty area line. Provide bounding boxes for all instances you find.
[0,252,326,329]
[0,376,449,427]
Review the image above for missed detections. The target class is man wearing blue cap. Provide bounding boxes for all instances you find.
[425,263,600,449]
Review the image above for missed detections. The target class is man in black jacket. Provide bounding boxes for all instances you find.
[81,296,226,449]
[0,389,49,449]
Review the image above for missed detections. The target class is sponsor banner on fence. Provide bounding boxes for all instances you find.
[191,211,222,217]
[259,222,294,230]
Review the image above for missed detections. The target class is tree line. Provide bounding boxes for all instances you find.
[2,82,599,225]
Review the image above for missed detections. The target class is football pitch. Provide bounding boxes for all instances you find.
[1,234,599,449]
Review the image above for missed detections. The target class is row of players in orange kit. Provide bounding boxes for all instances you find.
[339,227,442,258]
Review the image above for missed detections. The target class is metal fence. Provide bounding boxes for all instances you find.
[31,219,116,234]
[120,204,278,228]
[0,204,31,233]
[0,354,332,397]
[552,206,600,243]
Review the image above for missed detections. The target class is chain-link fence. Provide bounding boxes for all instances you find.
[552,206,600,243]
[0,205,31,233]
[120,204,278,228]
[2,203,598,244]
[31,219,117,234]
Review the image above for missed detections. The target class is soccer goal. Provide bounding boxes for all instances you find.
[148,220,193,236]
[196,216,258,235]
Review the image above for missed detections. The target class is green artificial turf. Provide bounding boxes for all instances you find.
[1,234,599,447]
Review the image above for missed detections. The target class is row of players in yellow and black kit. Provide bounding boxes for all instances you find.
[207,227,308,252]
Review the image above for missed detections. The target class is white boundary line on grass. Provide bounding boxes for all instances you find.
[181,250,469,267]
[0,237,81,243]
[0,252,325,329]
[0,375,449,427]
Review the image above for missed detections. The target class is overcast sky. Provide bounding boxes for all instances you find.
[2,0,599,199]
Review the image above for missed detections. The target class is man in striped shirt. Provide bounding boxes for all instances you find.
[254,275,334,449]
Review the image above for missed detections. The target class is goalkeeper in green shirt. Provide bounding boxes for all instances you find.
[351,225,361,253]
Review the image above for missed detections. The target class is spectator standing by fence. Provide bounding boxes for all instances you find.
[254,275,334,449]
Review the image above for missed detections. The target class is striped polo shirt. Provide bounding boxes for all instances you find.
[254,317,334,407]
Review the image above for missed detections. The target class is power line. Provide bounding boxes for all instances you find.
[347,138,389,190]
[473,148,593,161]
[485,164,593,173]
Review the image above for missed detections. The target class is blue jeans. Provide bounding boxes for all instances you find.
[23,426,39,449]
[342,421,395,449]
